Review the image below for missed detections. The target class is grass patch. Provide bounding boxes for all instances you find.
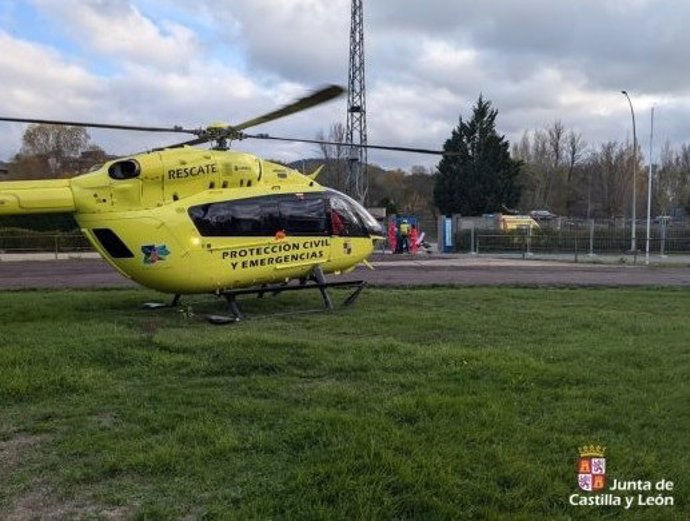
[0,287,688,519]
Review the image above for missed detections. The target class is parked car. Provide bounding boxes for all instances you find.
[500,215,540,231]
[529,209,557,221]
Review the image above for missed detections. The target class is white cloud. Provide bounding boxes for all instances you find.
[0,31,106,158]
[0,31,100,109]
[31,0,201,70]
[3,1,690,170]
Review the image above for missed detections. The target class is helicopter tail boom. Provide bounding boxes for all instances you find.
[0,179,75,215]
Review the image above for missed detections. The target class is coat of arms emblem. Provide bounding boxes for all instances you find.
[578,445,606,491]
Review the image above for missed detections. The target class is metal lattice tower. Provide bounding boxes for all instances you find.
[346,0,367,203]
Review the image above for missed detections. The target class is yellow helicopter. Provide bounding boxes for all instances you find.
[0,85,447,320]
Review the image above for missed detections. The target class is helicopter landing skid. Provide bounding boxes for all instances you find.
[210,278,367,324]
[142,294,182,310]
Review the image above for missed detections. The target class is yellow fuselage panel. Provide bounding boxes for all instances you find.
[77,186,373,294]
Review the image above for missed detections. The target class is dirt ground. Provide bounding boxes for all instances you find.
[1,254,690,290]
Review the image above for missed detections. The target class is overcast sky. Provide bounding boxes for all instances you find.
[0,0,686,171]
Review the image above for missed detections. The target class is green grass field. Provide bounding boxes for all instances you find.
[1,287,688,520]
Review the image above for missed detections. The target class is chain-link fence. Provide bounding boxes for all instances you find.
[5,218,689,259]
[455,218,690,257]
[0,231,92,256]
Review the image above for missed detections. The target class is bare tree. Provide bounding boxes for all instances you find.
[656,141,690,215]
[315,122,349,192]
[19,124,91,177]
[8,124,103,179]
[590,141,631,218]
[542,120,565,205]
[514,122,588,216]
[565,130,586,215]
[513,129,549,211]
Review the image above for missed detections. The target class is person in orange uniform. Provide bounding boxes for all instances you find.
[387,219,397,253]
[409,224,419,255]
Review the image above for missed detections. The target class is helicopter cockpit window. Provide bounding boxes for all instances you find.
[326,192,368,237]
[108,159,141,180]
[327,190,383,237]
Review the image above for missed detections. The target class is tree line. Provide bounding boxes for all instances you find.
[316,97,689,221]
[433,97,690,219]
[513,124,690,220]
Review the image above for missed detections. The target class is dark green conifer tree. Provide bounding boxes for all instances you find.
[434,95,522,215]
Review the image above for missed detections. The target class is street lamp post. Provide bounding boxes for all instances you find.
[646,106,654,265]
[621,90,637,253]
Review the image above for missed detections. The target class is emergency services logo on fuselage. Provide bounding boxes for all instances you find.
[142,244,170,264]
[578,445,606,491]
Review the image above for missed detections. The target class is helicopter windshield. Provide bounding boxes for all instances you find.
[326,190,383,237]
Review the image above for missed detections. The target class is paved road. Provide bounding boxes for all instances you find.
[1,254,690,290]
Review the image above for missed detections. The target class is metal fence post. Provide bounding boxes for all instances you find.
[470,224,476,254]
[54,235,59,260]
[660,218,667,258]
[589,219,595,256]
[574,236,579,263]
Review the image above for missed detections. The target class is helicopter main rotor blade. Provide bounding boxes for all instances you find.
[0,116,200,135]
[163,85,346,150]
[233,85,344,131]
[242,132,460,156]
